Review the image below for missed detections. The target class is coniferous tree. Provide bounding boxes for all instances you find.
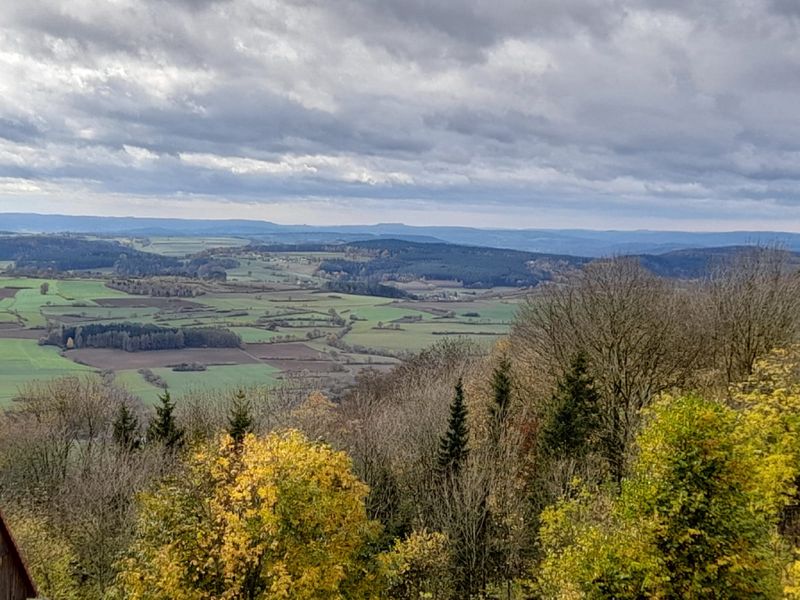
[489,356,512,445]
[147,391,184,450]
[540,351,600,459]
[437,379,469,477]
[113,402,140,452]
[227,389,254,444]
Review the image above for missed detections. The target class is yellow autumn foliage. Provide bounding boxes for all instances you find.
[380,529,450,599]
[536,395,784,599]
[734,346,800,514]
[784,553,800,599]
[730,346,800,599]
[115,430,383,599]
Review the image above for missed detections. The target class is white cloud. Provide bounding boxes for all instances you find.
[179,151,414,185]
[0,0,798,229]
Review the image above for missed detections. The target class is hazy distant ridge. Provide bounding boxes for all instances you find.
[2,213,799,257]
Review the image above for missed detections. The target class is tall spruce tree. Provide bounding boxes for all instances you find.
[227,389,254,444]
[437,379,469,477]
[540,351,600,459]
[113,402,140,452]
[489,356,512,445]
[148,390,184,450]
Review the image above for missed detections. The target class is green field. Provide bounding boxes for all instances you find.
[0,339,94,403]
[114,364,282,404]
[128,236,250,256]
[43,305,160,321]
[232,327,282,343]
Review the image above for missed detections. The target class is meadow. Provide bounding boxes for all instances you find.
[127,236,251,256]
[113,364,282,404]
[0,339,94,402]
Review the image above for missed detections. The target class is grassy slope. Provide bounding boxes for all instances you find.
[0,339,94,404]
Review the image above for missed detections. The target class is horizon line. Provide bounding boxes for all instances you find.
[2,211,800,236]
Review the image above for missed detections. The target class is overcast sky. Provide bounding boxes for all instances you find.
[0,0,799,230]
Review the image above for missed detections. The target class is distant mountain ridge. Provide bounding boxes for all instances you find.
[2,212,799,257]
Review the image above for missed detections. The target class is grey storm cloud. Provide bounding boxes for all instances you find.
[1,0,800,227]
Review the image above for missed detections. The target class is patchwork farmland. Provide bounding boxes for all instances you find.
[0,238,523,404]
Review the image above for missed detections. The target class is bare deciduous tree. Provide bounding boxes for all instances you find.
[701,246,800,384]
[513,258,702,482]
[0,376,165,596]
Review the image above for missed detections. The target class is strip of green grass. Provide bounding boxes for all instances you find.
[231,327,282,343]
[344,320,508,352]
[115,364,282,404]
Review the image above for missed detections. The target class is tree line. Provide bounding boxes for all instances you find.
[106,278,206,297]
[324,278,416,299]
[114,255,238,279]
[44,322,242,352]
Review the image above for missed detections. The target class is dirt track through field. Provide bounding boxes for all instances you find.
[0,328,44,339]
[245,342,330,360]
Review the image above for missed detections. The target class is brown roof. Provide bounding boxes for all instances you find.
[0,509,38,599]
